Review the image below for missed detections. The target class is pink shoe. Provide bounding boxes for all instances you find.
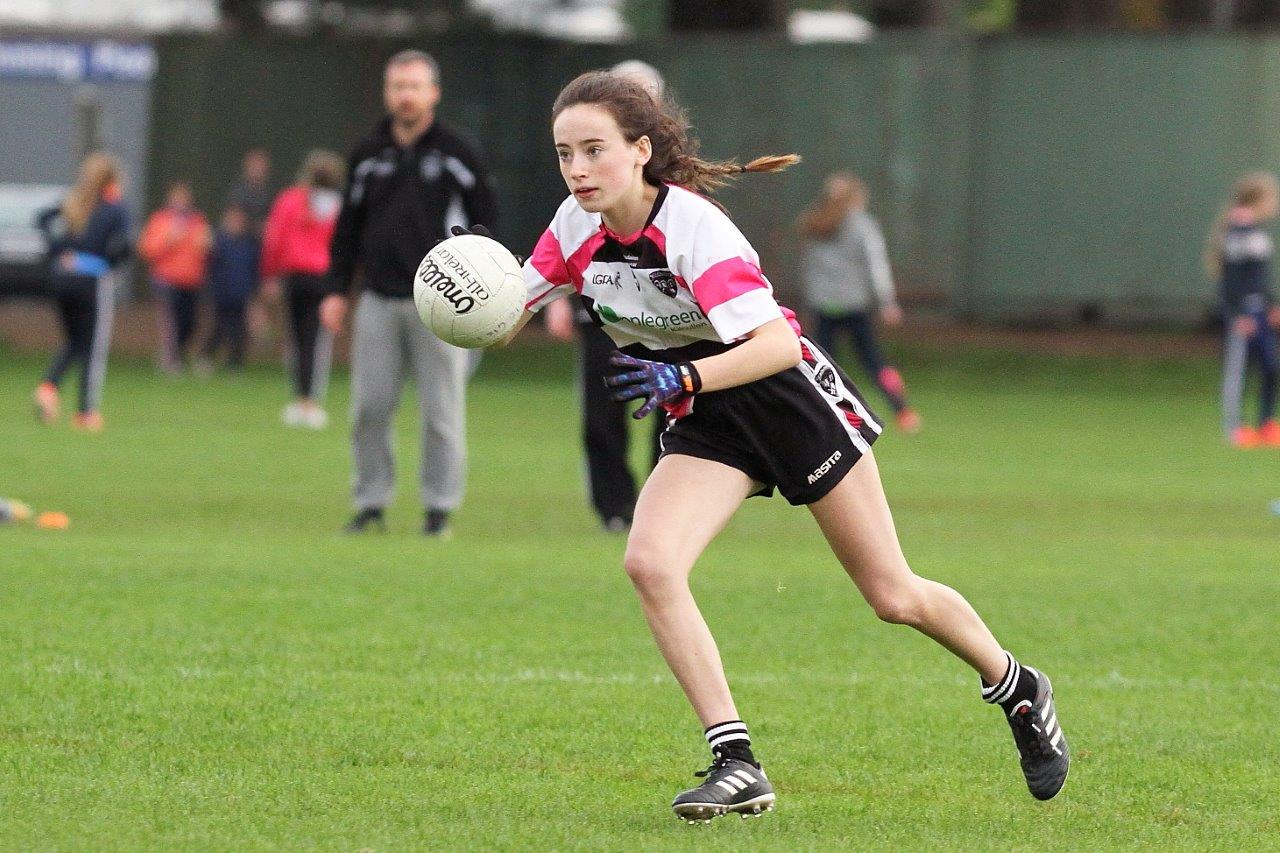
[72,412,105,433]
[896,408,923,434]
[33,381,59,424]
[1259,420,1280,447]
[1232,425,1260,449]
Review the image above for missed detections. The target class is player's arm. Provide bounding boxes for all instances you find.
[606,320,800,419]
[690,317,800,391]
[492,310,535,347]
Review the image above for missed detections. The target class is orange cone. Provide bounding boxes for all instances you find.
[35,511,70,530]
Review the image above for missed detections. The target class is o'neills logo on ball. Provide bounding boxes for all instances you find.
[438,248,491,298]
[418,258,477,314]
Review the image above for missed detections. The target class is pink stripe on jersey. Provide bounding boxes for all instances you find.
[643,223,666,258]
[692,256,769,312]
[530,228,571,287]
[565,231,608,289]
[779,304,804,337]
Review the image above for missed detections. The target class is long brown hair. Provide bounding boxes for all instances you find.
[1204,171,1279,279]
[62,152,122,236]
[551,71,798,195]
[799,171,865,240]
[296,149,345,190]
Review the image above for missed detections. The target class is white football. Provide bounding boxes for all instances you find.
[413,234,526,348]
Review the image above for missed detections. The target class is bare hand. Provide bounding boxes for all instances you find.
[58,250,76,272]
[1269,306,1280,329]
[880,303,904,327]
[544,299,575,341]
[319,294,348,334]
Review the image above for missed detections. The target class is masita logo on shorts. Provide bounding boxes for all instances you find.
[807,450,843,484]
[596,303,709,331]
[648,269,678,297]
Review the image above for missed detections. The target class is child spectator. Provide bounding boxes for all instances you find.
[798,172,921,433]
[139,181,212,374]
[1205,171,1280,447]
[261,150,345,428]
[200,205,260,371]
[33,152,131,432]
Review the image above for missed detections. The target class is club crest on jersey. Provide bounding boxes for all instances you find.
[648,270,678,297]
[815,365,840,398]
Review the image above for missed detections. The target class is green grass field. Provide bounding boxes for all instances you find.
[2,336,1278,849]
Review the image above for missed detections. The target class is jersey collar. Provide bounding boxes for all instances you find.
[598,182,669,244]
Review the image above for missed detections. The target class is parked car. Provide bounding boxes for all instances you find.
[0,183,65,298]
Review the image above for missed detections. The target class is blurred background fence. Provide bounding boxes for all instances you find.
[20,30,1280,326]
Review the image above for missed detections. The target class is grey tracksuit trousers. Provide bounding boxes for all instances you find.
[351,291,468,512]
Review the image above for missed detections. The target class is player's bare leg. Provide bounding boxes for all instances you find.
[625,453,755,725]
[625,453,775,820]
[809,450,1069,799]
[809,450,1007,679]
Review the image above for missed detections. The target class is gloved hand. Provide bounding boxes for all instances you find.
[449,225,524,264]
[605,352,702,419]
[450,224,494,239]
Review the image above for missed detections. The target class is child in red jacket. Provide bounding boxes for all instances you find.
[261,150,345,429]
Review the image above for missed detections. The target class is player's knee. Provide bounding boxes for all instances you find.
[623,543,680,592]
[868,583,925,626]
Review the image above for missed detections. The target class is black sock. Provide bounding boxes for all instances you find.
[980,651,1039,715]
[705,720,757,766]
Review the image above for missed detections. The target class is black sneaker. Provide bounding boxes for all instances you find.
[423,508,451,538]
[344,507,385,534]
[1005,666,1070,800]
[672,753,775,823]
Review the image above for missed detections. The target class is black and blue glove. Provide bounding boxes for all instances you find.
[605,352,702,420]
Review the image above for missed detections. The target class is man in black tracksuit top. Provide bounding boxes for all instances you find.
[320,49,497,536]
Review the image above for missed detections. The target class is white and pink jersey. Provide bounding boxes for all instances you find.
[523,183,802,356]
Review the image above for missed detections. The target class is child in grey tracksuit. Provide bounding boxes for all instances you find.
[798,172,920,433]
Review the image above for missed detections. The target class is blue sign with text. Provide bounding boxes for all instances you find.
[0,40,156,84]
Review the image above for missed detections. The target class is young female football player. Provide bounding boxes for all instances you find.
[474,70,1069,820]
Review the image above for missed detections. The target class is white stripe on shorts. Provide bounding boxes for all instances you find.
[795,338,880,455]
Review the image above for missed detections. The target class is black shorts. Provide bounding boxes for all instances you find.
[657,338,882,505]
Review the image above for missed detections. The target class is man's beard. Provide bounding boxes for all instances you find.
[393,108,426,127]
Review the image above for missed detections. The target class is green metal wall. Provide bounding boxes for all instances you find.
[969,35,1280,323]
[149,32,1280,324]
[149,33,968,311]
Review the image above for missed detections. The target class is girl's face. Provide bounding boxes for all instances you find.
[552,104,650,217]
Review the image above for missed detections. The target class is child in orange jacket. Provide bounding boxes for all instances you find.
[139,181,211,373]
